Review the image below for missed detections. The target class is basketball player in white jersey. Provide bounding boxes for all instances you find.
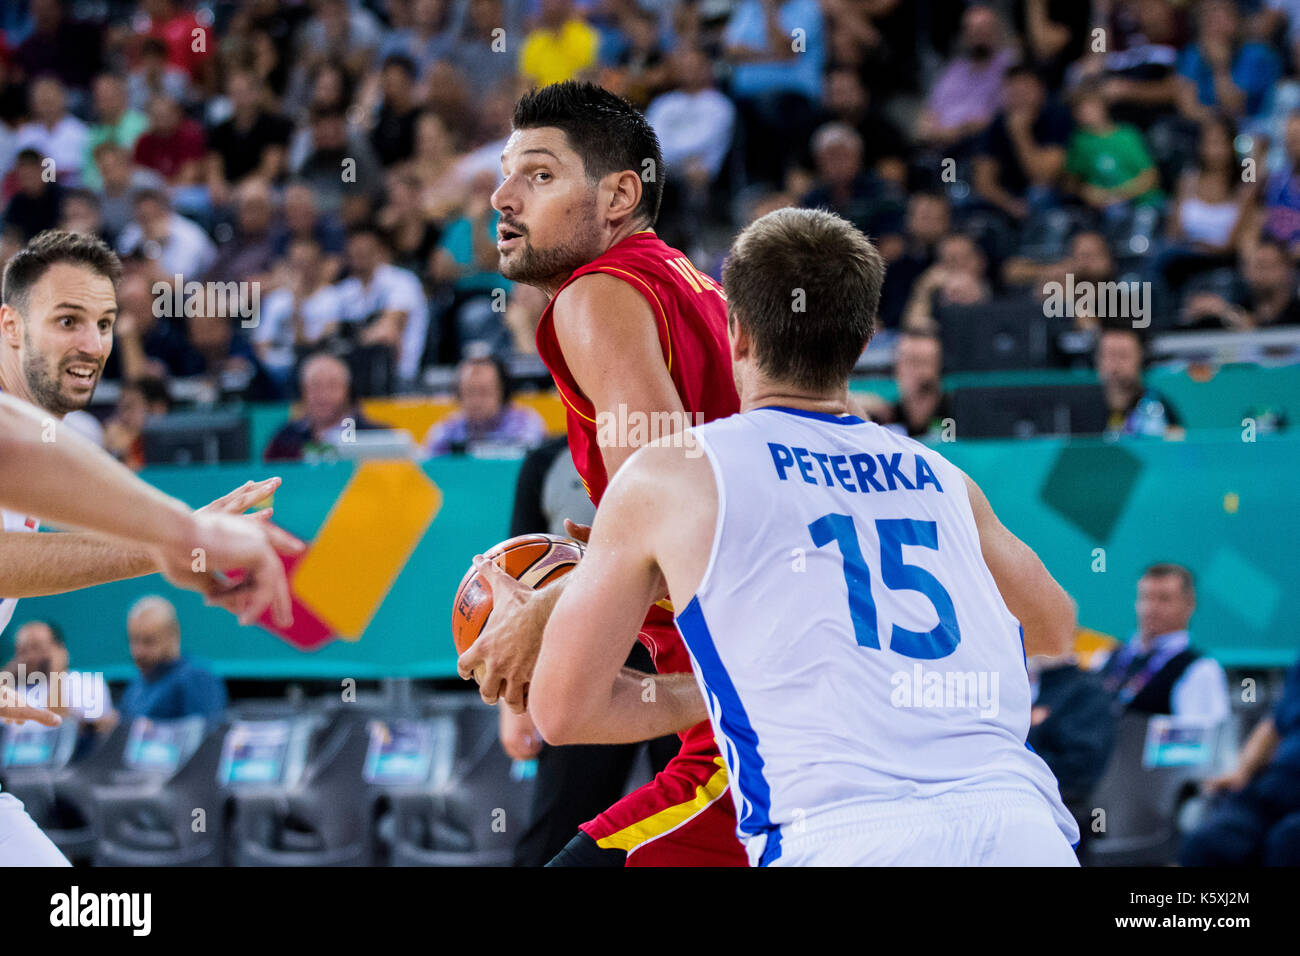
[0,387,302,864]
[0,231,286,636]
[0,230,302,864]
[527,208,1082,866]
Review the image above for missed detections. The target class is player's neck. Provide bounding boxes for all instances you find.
[744,390,851,418]
[537,223,652,300]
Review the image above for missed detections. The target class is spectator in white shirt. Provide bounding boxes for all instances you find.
[127,36,192,114]
[14,76,90,188]
[115,187,217,280]
[254,237,343,386]
[1098,564,1231,725]
[4,620,116,737]
[645,48,736,252]
[646,48,736,186]
[333,225,430,387]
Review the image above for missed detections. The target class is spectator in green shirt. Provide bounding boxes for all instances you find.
[82,73,149,192]
[1065,82,1163,214]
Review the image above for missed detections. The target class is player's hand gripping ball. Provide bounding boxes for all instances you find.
[451,533,586,656]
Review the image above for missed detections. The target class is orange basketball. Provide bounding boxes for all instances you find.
[450,533,586,656]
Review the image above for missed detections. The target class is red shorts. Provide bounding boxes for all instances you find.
[578,620,748,867]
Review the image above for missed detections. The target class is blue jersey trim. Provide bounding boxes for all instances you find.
[675,596,775,841]
[761,405,867,426]
[759,828,783,866]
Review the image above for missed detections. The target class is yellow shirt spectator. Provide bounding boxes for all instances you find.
[520,18,600,87]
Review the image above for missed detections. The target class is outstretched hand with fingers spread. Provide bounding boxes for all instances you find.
[155,512,305,628]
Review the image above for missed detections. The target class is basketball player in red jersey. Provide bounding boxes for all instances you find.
[456,82,747,866]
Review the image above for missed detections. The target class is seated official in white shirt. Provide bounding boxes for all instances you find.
[1097,563,1230,725]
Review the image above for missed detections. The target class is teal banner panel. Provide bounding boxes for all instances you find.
[5,435,1296,677]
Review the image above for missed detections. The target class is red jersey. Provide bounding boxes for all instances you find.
[535,230,748,866]
[535,230,740,508]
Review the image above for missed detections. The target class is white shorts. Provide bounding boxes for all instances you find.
[762,788,1079,867]
[0,791,71,866]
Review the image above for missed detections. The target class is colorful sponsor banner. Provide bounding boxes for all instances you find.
[6,436,1299,679]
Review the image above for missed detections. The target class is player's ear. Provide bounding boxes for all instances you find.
[729,314,751,363]
[0,304,23,348]
[606,169,643,223]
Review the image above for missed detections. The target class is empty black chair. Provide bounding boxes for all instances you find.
[947,383,1109,438]
[937,297,1074,372]
[1103,203,1164,261]
[1087,712,1230,866]
[142,411,249,465]
[1144,115,1200,191]
[92,716,229,866]
[952,206,1016,266]
[386,696,535,866]
[1,720,131,863]
[1,719,89,862]
[228,707,377,866]
[1017,205,1096,262]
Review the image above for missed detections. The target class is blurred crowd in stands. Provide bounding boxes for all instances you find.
[2,0,1300,466]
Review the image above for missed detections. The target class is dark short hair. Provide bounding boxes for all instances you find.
[898,328,942,348]
[62,187,100,211]
[512,81,664,227]
[131,186,169,208]
[310,103,347,124]
[1097,321,1148,345]
[1070,75,1108,106]
[722,208,885,392]
[124,375,172,410]
[15,148,44,165]
[459,351,512,402]
[20,619,65,648]
[346,223,387,248]
[1070,228,1110,249]
[1142,562,1195,596]
[92,139,128,160]
[1,229,123,317]
[381,53,418,78]
[1254,236,1290,261]
[1005,63,1042,82]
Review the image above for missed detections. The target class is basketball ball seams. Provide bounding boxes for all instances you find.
[450,533,586,655]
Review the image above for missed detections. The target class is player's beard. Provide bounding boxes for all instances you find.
[498,212,604,289]
[22,327,100,416]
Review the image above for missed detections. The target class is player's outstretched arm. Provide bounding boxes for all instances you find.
[962,472,1076,658]
[0,393,301,626]
[0,478,282,598]
[530,446,708,745]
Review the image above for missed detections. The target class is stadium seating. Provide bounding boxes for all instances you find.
[1,720,132,865]
[1086,713,1234,866]
[380,697,534,867]
[227,706,378,867]
[92,717,230,866]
